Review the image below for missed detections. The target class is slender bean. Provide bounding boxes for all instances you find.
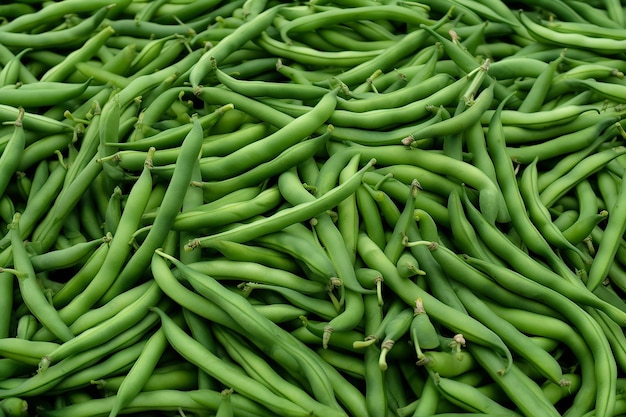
[358,232,513,370]
[189,5,283,88]
[151,307,326,417]
[5,213,73,342]
[57,149,155,323]
[99,117,204,302]
[186,156,375,250]
[519,10,626,54]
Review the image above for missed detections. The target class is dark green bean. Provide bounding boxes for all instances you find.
[186,155,375,249]
[0,6,110,49]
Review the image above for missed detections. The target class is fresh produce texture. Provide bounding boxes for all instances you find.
[2,0,626,416]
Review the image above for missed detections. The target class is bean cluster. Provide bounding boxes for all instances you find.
[1,1,626,416]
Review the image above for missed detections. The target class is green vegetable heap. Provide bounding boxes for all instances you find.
[0,0,626,416]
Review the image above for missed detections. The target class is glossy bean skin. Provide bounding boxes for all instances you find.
[189,5,283,88]
[0,108,25,199]
[185,128,332,200]
[151,307,336,417]
[458,187,626,325]
[519,10,626,54]
[6,213,74,342]
[0,311,159,398]
[277,156,369,295]
[0,6,110,49]
[186,157,375,250]
[199,87,338,181]
[57,149,155,324]
[586,163,626,291]
[158,251,345,411]
[328,141,506,224]
[357,232,513,368]
[38,281,162,372]
[99,117,205,303]
[464,255,616,417]
[188,258,326,294]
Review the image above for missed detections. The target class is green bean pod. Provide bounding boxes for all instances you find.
[189,4,283,88]
[0,108,24,198]
[7,213,74,342]
[187,156,375,249]
[0,6,111,49]
[39,280,162,372]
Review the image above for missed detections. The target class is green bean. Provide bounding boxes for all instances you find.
[47,339,148,395]
[209,239,301,275]
[57,148,154,323]
[0,310,158,398]
[519,158,586,258]
[252,224,337,283]
[517,50,565,113]
[334,153,360,266]
[99,117,204,302]
[539,146,626,208]
[0,0,129,33]
[280,4,432,42]
[29,235,106,273]
[0,48,31,86]
[519,10,626,54]
[39,280,161,371]
[355,184,386,249]
[158,250,344,410]
[433,372,524,416]
[412,376,441,417]
[214,324,346,416]
[5,213,74,342]
[34,281,151,344]
[458,187,626,324]
[419,350,477,378]
[186,156,375,249]
[170,186,282,232]
[0,108,24,198]
[453,281,566,386]
[0,6,111,49]
[151,307,325,417]
[0,338,60,366]
[188,258,325,294]
[199,128,331,199]
[396,250,425,280]
[260,30,387,68]
[405,79,494,147]
[107,328,167,417]
[215,59,329,100]
[41,26,116,83]
[362,172,450,229]
[189,4,282,88]
[384,179,420,264]
[508,117,618,164]
[358,232,513,370]
[586,166,626,291]
[464,255,616,417]
[278,156,369,295]
[0,270,12,339]
[97,364,197,395]
[242,282,338,321]
[58,388,273,417]
[331,141,504,224]
[447,190,504,266]
[32,156,105,250]
[536,124,619,193]
[200,87,337,181]
[467,344,562,417]
[328,74,469,130]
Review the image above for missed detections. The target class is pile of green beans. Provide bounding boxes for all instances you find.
[2,0,626,416]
